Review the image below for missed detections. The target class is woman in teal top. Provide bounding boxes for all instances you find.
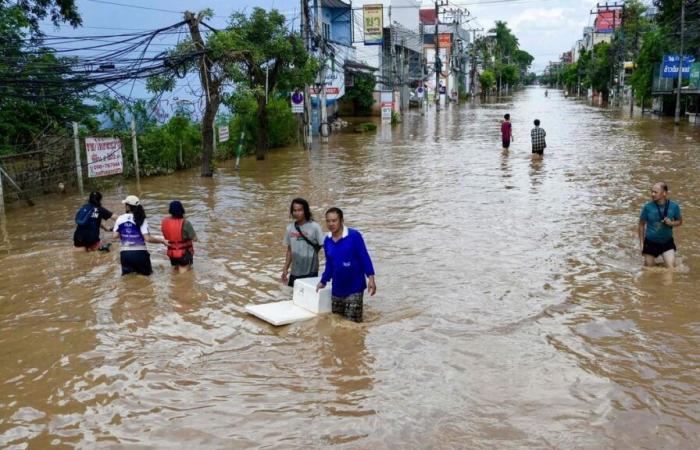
[638,182,683,268]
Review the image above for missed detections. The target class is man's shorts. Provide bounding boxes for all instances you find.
[502,139,511,149]
[643,238,676,257]
[332,292,364,323]
[288,271,318,287]
[532,148,544,155]
[169,251,194,267]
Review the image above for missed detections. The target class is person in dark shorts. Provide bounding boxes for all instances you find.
[530,119,546,156]
[638,182,683,268]
[161,200,197,273]
[316,207,376,323]
[501,113,513,149]
[281,198,324,287]
[112,195,168,276]
[73,191,115,251]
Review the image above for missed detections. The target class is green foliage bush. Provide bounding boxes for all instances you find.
[480,70,496,91]
[227,92,297,156]
[344,72,376,116]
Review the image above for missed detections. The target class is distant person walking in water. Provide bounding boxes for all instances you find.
[113,195,168,276]
[501,114,513,150]
[161,200,197,273]
[530,119,547,156]
[545,89,548,97]
[316,207,376,323]
[282,198,324,287]
[73,191,115,251]
[638,182,683,268]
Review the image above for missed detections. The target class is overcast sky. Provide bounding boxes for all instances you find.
[40,0,623,106]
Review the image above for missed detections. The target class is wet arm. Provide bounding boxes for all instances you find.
[143,233,168,245]
[356,234,375,277]
[282,246,292,281]
[638,220,646,248]
[320,249,333,285]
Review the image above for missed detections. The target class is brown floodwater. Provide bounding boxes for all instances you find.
[1,87,699,449]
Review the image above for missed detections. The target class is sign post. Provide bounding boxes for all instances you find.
[291,90,304,113]
[85,137,124,178]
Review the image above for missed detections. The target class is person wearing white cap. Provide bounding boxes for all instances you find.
[112,195,168,276]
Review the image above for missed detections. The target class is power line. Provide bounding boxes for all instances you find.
[85,0,184,15]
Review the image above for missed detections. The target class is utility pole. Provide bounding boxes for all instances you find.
[674,0,686,126]
[419,22,426,115]
[72,122,83,196]
[301,0,312,149]
[434,0,438,105]
[314,0,328,142]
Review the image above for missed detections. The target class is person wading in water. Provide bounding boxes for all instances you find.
[316,207,376,323]
[161,200,197,273]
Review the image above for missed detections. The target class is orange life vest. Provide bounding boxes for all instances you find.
[161,217,194,259]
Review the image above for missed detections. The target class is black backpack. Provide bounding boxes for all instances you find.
[75,204,94,226]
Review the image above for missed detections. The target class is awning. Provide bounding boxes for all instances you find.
[344,60,378,74]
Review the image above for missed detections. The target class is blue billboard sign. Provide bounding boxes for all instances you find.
[661,54,696,79]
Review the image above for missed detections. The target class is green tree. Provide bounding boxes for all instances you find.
[587,42,614,102]
[629,29,668,105]
[0,0,81,36]
[479,70,496,92]
[209,8,316,160]
[343,72,376,116]
[0,5,96,154]
[152,8,316,172]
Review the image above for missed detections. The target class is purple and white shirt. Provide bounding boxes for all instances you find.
[113,213,149,251]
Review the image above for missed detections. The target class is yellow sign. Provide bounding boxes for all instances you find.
[363,5,383,45]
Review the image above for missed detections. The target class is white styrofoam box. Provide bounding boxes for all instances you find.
[244,301,316,326]
[292,276,331,314]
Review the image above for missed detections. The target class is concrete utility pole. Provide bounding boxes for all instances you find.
[314,0,328,141]
[131,117,140,185]
[72,122,83,195]
[674,0,686,126]
[301,0,312,149]
[434,0,440,107]
[590,2,624,105]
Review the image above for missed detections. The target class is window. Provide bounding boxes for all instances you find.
[322,22,330,41]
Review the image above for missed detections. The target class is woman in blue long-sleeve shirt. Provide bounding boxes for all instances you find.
[316,207,376,322]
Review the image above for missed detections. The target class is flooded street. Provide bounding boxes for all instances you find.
[1,87,699,449]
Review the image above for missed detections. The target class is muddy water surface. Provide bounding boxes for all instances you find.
[1,87,699,449]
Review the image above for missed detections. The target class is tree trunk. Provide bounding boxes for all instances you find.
[201,103,217,176]
[255,96,269,160]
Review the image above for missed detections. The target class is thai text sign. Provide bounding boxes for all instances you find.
[689,62,700,88]
[363,5,383,45]
[85,137,123,178]
[219,125,229,142]
[662,55,696,79]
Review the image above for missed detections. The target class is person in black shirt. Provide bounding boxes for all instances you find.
[73,191,115,251]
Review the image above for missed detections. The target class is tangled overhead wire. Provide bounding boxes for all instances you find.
[0,20,202,97]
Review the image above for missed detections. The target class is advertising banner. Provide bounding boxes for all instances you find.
[363,5,383,45]
[595,10,619,33]
[662,54,696,79]
[85,137,123,178]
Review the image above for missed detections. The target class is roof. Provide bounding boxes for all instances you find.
[322,0,351,8]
